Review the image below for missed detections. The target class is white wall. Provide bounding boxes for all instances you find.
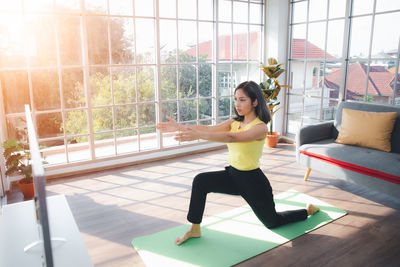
[264,0,289,134]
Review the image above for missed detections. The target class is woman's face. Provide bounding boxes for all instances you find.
[234,88,257,116]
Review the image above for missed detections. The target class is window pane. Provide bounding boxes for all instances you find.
[62,68,85,108]
[218,97,231,117]
[135,0,154,17]
[110,0,133,16]
[250,3,262,24]
[199,64,212,97]
[67,136,91,163]
[138,104,155,126]
[249,63,261,85]
[139,127,156,151]
[327,19,344,59]
[345,61,368,101]
[218,23,231,61]
[136,19,155,64]
[322,99,338,121]
[0,14,25,68]
[94,132,115,158]
[290,61,305,92]
[179,21,197,63]
[56,0,81,12]
[161,65,177,100]
[117,129,139,154]
[291,24,307,59]
[198,22,213,60]
[159,0,176,18]
[179,99,197,122]
[307,22,326,59]
[371,12,400,58]
[218,64,231,96]
[287,94,302,134]
[32,69,61,111]
[233,1,248,23]
[0,1,22,11]
[41,139,66,165]
[1,71,29,114]
[352,0,374,16]
[110,17,134,64]
[219,0,231,22]
[199,0,213,21]
[304,97,321,120]
[292,1,307,24]
[115,105,137,129]
[37,112,63,138]
[199,98,212,119]
[87,16,109,64]
[160,19,177,63]
[6,116,26,141]
[329,0,346,19]
[85,0,107,14]
[376,0,400,13]
[322,62,342,100]
[366,62,396,105]
[26,15,57,67]
[58,15,82,65]
[309,0,327,21]
[65,110,88,135]
[24,0,53,12]
[179,65,196,98]
[233,24,247,61]
[90,67,111,106]
[137,66,155,101]
[178,0,196,19]
[349,16,372,59]
[92,107,113,132]
[249,25,261,61]
[113,67,136,104]
[233,63,247,88]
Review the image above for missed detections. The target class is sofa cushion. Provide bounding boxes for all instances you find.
[336,108,397,152]
[299,139,400,184]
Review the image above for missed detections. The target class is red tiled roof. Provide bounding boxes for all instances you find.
[291,39,336,60]
[324,62,395,96]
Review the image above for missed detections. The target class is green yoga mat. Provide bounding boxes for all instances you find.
[132,190,347,267]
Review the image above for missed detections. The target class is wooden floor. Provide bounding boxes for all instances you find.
[7,143,400,267]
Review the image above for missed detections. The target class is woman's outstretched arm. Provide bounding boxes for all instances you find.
[156,115,232,133]
[175,123,268,143]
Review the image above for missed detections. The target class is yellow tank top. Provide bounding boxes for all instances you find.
[227,117,266,171]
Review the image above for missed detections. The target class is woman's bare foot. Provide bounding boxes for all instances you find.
[307,204,320,216]
[175,224,201,245]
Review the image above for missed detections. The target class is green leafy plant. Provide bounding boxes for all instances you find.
[260,58,291,134]
[2,138,47,184]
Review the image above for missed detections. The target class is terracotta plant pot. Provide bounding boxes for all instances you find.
[17,178,35,200]
[265,132,280,148]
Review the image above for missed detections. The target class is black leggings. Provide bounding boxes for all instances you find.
[187,166,308,228]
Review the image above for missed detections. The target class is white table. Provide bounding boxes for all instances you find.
[0,195,93,267]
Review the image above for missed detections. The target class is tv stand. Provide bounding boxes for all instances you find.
[0,194,92,267]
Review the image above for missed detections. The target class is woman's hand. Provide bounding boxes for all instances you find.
[156,115,180,133]
[174,126,201,142]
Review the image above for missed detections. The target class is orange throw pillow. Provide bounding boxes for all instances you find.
[336,108,397,152]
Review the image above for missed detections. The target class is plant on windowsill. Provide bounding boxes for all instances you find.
[2,138,46,200]
[260,57,291,148]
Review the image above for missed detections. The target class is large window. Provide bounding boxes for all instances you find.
[287,0,400,134]
[0,0,264,166]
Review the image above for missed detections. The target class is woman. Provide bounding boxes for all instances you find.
[156,81,319,245]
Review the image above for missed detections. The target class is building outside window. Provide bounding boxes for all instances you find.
[287,0,400,135]
[0,0,264,169]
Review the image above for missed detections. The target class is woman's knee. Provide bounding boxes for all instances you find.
[192,173,208,189]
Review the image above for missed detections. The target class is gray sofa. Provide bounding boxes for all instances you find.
[296,101,400,198]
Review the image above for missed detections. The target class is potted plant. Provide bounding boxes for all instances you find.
[260,58,291,148]
[2,138,45,200]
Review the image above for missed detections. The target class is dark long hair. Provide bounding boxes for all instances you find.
[233,81,271,124]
